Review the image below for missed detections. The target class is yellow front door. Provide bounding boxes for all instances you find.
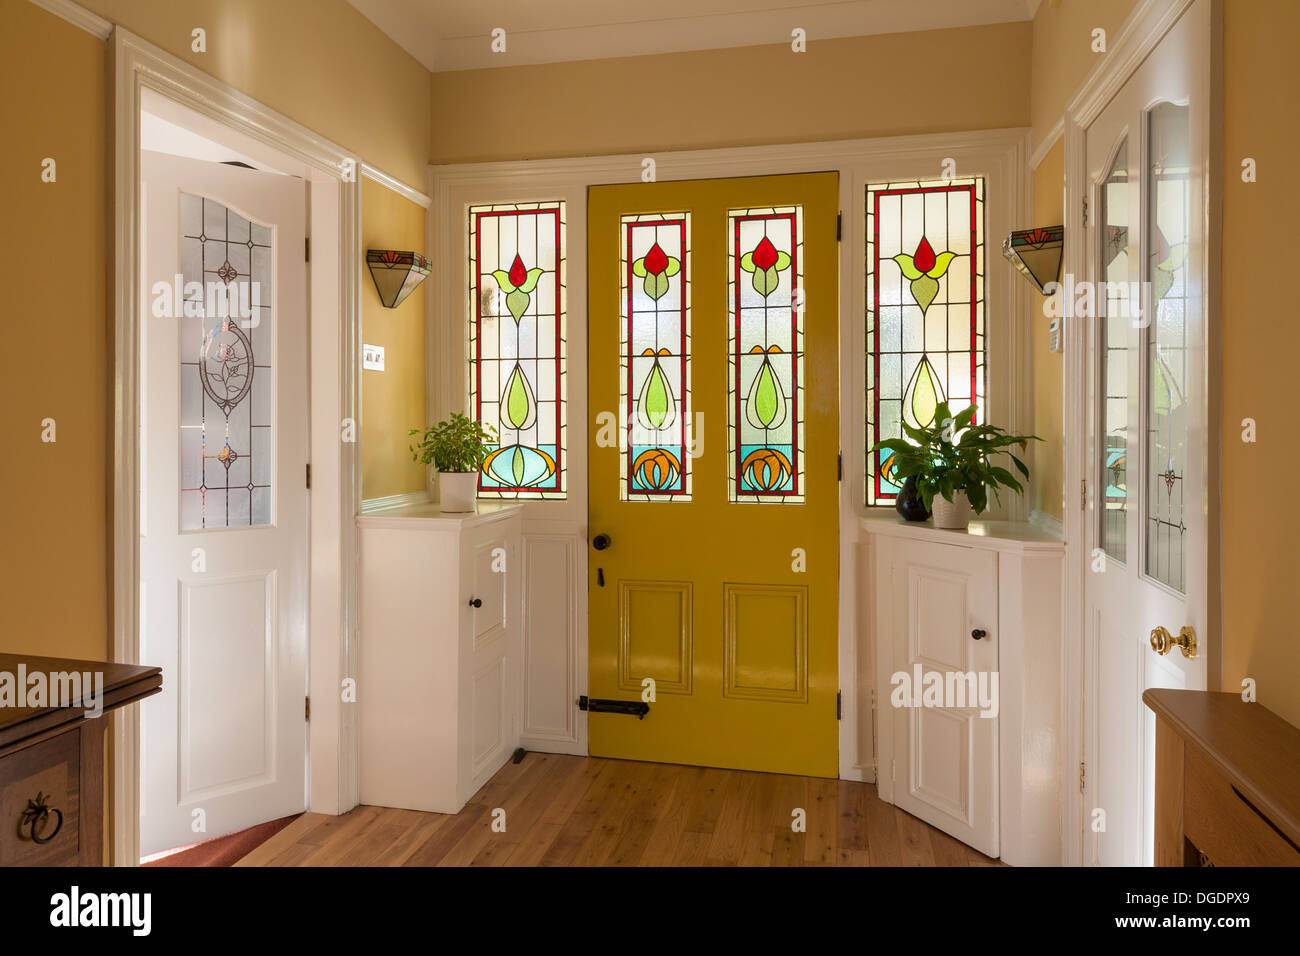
[587,173,839,778]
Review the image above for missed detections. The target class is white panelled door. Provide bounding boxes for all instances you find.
[887,538,999,857]
[140,151,309,856]
[1082,1,1210,867]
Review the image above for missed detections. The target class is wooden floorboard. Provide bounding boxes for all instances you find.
[239,754,1003,867]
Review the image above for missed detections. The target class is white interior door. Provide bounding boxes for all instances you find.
[1082,1,1210,867]
[888,538,998,857]
[140,150,309,856]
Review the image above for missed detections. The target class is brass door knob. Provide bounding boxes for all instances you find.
[1149,625,1197,659]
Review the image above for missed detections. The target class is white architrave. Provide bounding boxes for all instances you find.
[112,26,364,865]
[429,127,1030,782]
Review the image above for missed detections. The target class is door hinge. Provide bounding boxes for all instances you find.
[305,696,311,721]
[305,237,311,262]
[1080,478,1087,511]
[836,211,842,241]
[1079,760,1086,793]
[836,690,842,720]
[1082,197,1089,227]
[306,463,312,489]
[837,452,843,482]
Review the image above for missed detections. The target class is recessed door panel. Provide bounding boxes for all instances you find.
[619,581,691,694]
[179,572,274,798]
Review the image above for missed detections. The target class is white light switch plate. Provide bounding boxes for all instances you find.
[1048,317,1063,353]
[363,344,385,370]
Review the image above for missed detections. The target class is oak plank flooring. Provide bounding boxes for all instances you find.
[238,754,1002,867]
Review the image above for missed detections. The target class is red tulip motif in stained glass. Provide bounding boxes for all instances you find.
[740,234,792,298]
[492,253,545,322]
[632,240,681,301]
[893,236,958,314]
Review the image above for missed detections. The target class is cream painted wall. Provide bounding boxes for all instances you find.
[1219,0,1300,728]
[1030,0,1142,146]
[361,179,428,501]
[429,23,1032,164]
[0,0,432,663]
[83,0,431,187]
[0,0,109,661]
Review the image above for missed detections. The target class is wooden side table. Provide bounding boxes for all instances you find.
[1144,689,1300,866]
[0,654,161,866]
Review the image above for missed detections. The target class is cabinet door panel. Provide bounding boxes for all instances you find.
[888,538,998,856]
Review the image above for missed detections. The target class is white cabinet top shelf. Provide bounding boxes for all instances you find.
[357,499,524,531]
[860,512,1065,554]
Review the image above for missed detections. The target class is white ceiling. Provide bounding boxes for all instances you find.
[348,0,1042,72]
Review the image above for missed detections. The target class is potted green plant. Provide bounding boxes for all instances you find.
[409,413,498,514]
[871,401,1040,530]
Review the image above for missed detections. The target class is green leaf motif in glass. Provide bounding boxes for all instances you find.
[506,288,531,323]
[745,356,787,429]
[637,359,675,430]
[904,354,944,429]
[502,364,536,430]
[643,271,671,301]
[909,274,940,314]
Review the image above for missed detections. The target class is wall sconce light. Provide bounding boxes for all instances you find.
[1002,226,1063,294]
[366,250,430,308]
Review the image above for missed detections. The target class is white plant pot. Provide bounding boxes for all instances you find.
[438,471,479,514]
[930,490,973,530]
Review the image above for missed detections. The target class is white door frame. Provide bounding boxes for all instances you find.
[428,127,1030,783]
[1061,0,1222,865]
[111,26,366,865]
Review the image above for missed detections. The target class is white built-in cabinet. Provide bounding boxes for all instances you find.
[357,502,523,813]
[864,514,1064,866]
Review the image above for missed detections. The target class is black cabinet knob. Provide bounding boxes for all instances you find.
[469,598,482,608]
[592,534,612,551]
[971,628,987,640]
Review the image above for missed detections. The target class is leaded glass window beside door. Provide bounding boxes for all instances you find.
[179,192,273,530]
[865,178,985,505]
[1145,102,1190,592]
[468,202,567,499]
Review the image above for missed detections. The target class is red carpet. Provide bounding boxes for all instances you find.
[142,814,301,867]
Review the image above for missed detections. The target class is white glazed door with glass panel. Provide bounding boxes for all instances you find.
[139,151,308,856]
[1082,1,1210,867]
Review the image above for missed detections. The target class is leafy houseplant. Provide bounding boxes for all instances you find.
[409,413,498,513]
[871,401,1040,530]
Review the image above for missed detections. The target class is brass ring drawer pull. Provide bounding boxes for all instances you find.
[20,791,64,844]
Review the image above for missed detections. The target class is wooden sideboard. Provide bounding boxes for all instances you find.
[1144,689,1300,866]
[0,654,162,866]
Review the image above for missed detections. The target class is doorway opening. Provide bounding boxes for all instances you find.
[136,89,313,860]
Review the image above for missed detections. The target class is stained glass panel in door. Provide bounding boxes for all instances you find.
[179,192,273,530]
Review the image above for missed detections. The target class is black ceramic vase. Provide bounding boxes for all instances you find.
[895,476,931,521]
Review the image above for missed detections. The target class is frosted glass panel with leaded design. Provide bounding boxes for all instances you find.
[1145,103,1190,591]
[727,206,804,502]
[468,202,567,499]
[620,213,691,501]
[1099,142,1130,562]
[179,192,273,530]
[866,178,985,505]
